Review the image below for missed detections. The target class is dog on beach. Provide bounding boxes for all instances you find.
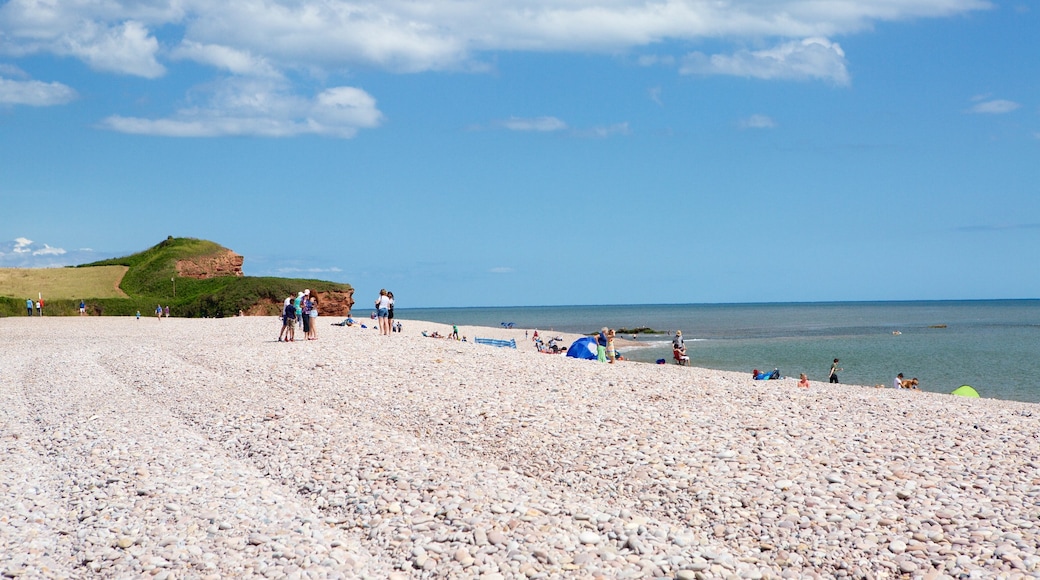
[900,378,919,389]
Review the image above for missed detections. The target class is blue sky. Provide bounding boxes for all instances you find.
[1,0,1037,307]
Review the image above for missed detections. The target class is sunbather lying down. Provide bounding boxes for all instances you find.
[332,318,356,326]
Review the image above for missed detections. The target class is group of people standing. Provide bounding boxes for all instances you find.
[375,289,395,335]
[279,290,319,342]
[25,298,42,316]
[597,327,618,363]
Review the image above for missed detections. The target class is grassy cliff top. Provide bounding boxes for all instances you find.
[2,236,352,317]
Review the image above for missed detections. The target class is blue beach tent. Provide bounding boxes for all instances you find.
[566,337,599,360]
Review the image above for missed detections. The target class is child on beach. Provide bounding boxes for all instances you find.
[607,329,616,364]
[798,373,810,388]
[281,298,297,342]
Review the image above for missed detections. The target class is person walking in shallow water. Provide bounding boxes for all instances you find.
[829,359,842,383]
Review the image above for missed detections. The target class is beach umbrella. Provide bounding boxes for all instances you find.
[565,336,598,360]
[951,385,980,398]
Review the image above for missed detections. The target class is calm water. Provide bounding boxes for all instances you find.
[396,301,1040,404]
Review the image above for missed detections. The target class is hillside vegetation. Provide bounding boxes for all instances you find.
[0,237,352,318]
[0,266,129,300]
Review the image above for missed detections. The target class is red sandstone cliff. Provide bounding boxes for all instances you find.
[174,246,354,317]
[242,290,355,317]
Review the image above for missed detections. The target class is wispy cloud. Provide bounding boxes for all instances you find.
[101,80,383,138]
[967,99,1020,114]
[739,114,777,129]
[648,86,663,105]
[171,41,282,79]
[0,0,991,135]
[490,117,628,138]
[0,75,77,106]
[573,122,631,138]
[681,38,850,85]
[0,238,100,267]
[498,116,568,132]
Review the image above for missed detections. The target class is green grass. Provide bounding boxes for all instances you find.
[0,237,352,318]
[0,266,129,300]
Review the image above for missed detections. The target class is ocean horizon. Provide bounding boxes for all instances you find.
[396,299,1040,404]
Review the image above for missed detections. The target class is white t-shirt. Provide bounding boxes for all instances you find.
[893,377,903,389]
[376,295,391,309]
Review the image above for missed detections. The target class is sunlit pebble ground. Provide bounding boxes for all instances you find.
[1,316,1038,579]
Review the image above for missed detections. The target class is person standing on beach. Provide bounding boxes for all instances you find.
[375,289,392,335]
[80,300,86,316]
[301,293,312,338]
[607,329,617,363]
[36,300,42,316]
[164,305,170,317]
[294,292,304,329]
[156,305,162,320]
[282,298,297,341]
[597,327,608,362]
[386,291,395,331]
[673,331,686,356]
[451,324,459,340]
[307,295,319,340]
[278,297,292,341]
[829,359,842,383]
[27,298,33,316]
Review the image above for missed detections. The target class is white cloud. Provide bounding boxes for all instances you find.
[0,238,80,267]
[0,0,993,136]
[70,20,165,78]
[171,41,281,78]
[0,75,77,106]
[681,38,850,85]
[499,116,567,132]
[101,79,383,138]
[33,244,66,256]
[0,1,991,75]
[0,1,165,78]
[968,99,1020,114]
[648,86,662,105]
[739,114,777,129]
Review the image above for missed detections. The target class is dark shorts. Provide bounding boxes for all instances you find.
[829,374,839,383]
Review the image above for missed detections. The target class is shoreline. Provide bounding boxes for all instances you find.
[1,316,1037,577]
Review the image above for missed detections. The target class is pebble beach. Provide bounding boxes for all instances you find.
[1,316,1038,579]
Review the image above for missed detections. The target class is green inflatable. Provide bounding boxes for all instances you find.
[951,385,980,398]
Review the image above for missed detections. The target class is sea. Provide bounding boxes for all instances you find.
[395,300,1040,404]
